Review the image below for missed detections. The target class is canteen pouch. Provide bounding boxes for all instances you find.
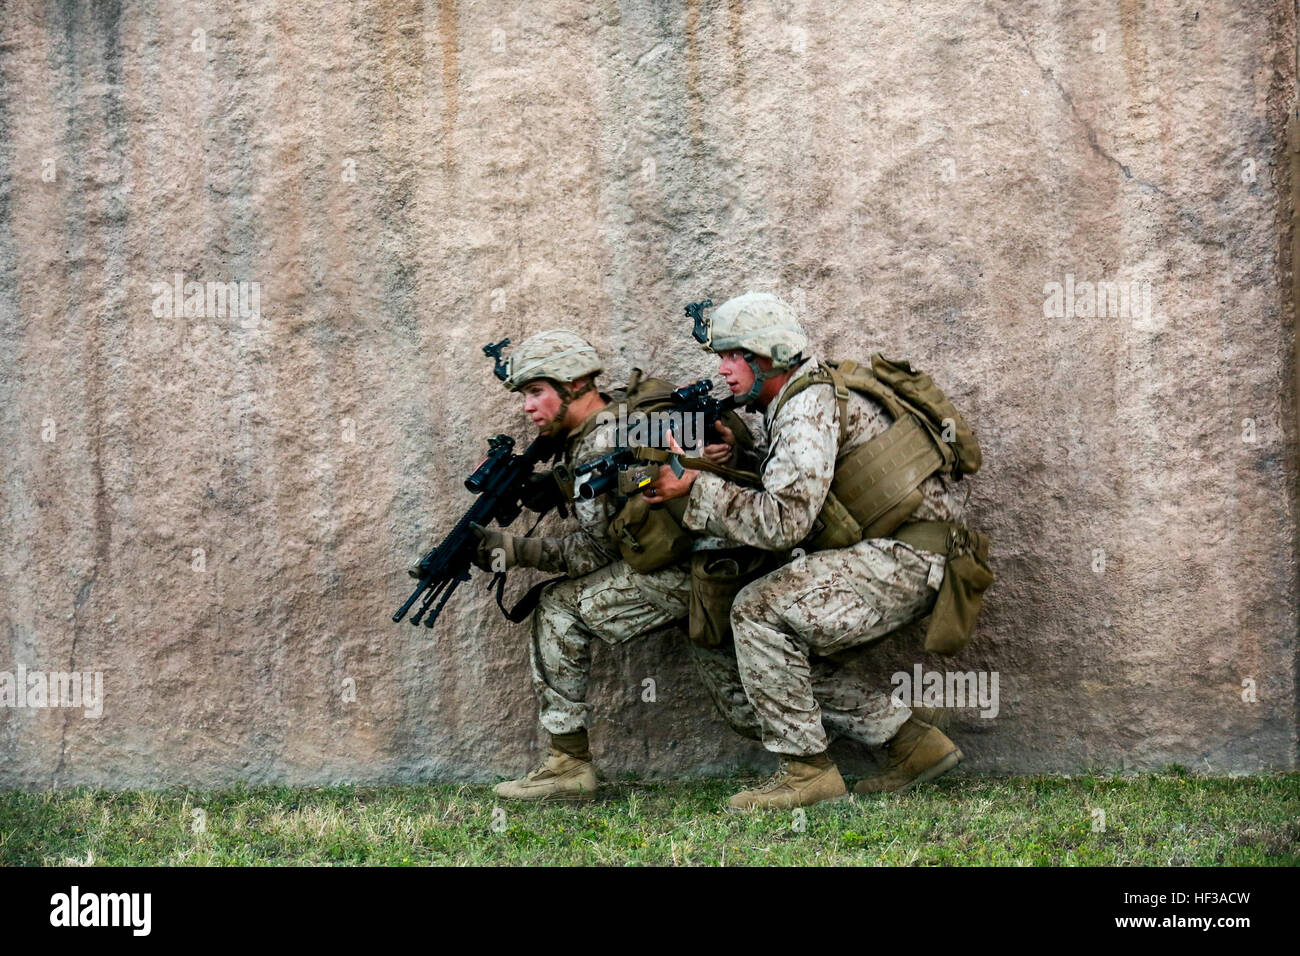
[914,526,993,655]
[688,547,773,648]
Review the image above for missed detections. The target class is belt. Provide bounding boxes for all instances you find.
[892,520,986,559]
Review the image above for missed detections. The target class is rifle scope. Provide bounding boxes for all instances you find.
[465,435,515,493]
[672,379,715,403]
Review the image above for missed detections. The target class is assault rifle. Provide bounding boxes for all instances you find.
[571,377,741,501]
[393,431,562,630]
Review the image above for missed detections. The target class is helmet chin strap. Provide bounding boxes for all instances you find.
[541,378,594,437]
[740,353,773,408]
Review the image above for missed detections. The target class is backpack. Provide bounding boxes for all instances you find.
[771,354,981,551]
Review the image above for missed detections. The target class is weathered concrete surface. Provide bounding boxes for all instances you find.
[0,0,1296,788]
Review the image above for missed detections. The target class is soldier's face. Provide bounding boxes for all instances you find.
[718,350,756,396]
[522,381,563,429]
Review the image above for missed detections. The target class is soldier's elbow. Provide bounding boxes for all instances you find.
[765,509,815,550]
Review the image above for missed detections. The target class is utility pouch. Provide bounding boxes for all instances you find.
[610,496,693,573]
[893,521,994,655]
[688,547,774,648]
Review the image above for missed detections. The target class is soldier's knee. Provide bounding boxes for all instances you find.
[732,577,796,641]
[731,578,767,622]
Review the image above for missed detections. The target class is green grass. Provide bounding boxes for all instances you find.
[1,768,1296,866]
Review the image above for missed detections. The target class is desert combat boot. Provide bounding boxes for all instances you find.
[854,715,963,795]
[726,757,848,811]
[493,749,598,802]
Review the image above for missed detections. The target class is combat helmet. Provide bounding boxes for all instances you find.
[491,329,603,393]
[690,292,808,404]
[486,330,603,436]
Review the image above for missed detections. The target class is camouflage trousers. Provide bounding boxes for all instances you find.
[689,641,912,748]
[530,549,938,753]
[531,560,691,735]
[730,539,944,756]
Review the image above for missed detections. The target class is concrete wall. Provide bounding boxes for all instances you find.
[0,0,1295,788]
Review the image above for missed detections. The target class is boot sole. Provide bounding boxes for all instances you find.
[724,792,850,813]
[894,747,964,793]
[537,790,597,803]
[496,788,598,803]
[854,747,964,796]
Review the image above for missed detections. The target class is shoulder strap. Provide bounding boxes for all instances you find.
[770,368,835,421]
[824,364,850,449]
[769,364,851,453]
[830,360,909,420]
[793,358,931,438]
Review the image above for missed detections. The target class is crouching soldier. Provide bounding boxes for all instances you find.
[474,330,735,802]
[647,293,992,811]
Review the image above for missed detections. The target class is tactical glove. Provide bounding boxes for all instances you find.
[470,523,545,571]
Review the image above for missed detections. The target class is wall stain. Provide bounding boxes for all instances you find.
[438,0,459,167]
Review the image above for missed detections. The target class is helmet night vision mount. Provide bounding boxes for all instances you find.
[484,338,511,382]
[686,298,714,346]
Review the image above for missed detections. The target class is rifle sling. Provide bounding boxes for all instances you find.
[491,572,567,623]
[629,447,761,486]
[487,501,566,624]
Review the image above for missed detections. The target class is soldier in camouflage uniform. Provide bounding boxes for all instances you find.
[472,330,720,802]
[647,292,967,810]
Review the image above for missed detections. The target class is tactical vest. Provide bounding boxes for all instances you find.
[770,355,981,552]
